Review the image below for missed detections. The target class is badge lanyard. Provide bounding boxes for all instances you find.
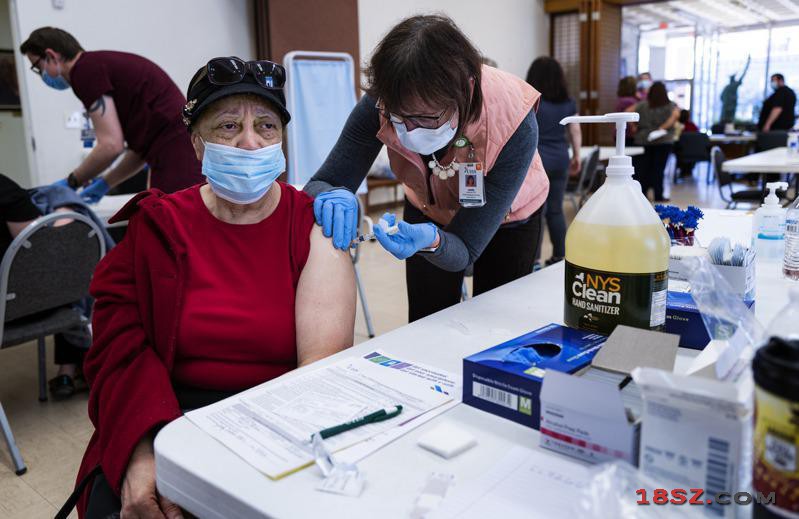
[454,136,486,208]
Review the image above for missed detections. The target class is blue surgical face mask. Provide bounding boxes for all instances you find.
[393,115,457,155]
[41,60,70,90]
[771,81,780,90]
[201,140,285,204]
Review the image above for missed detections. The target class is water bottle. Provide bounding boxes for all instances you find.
[788,130,799,162]
[785,197,799,280]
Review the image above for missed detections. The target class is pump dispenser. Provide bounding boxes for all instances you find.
[752,181,789,261]
[559,112,670,334]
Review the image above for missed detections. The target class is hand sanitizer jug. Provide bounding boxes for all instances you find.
[752,181,789,262]
[560,113,670,335]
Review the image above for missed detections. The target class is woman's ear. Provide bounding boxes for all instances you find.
[190,132,204,162]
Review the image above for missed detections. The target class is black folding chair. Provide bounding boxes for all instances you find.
[565,146,600,211]
[0,211,105,475]
[675,133,710,182]
[712,147,763,209]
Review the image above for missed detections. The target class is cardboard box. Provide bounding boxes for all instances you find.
[462,323,606,430]
[669,246,756,300]
[633,341,753,519]
[666,291,755,350]
[539,326,679,466]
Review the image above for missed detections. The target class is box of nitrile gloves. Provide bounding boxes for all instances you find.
[462,323,606,430]
[665,291,755,350]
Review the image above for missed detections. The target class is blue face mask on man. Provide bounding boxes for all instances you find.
[201,140,285,204]
[40,59,70,90]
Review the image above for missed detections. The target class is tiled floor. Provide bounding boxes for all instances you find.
[0,165,749,518]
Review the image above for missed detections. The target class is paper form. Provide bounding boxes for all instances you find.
[185,351,456,479]
[431,446,590,519]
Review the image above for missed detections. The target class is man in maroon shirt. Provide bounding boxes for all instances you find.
[20,27,202,200]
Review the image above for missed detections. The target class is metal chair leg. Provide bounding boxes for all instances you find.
[0,402,26,475]
[461,280,469,301]
[353,264,375,338]
[38,337,47,402]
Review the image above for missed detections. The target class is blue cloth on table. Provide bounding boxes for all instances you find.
[29,185,115,251]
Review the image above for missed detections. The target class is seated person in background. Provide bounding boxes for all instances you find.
[674,109,699,179]
[0,173,89,399]
[678,109,698,134]
[72,58,356,518]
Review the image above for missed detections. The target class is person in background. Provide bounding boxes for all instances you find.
[759,73,796,132]
[526,57,580,267]
[637,71,653,100]
[627,81,680,202]
[20,27,203,202]
[616,76,639,147]
[674,109,699,179]
[678,109,698,134]
[71,58,355,518]
[0,174,88,399]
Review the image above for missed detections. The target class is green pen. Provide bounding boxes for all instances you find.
[315,405,404,440]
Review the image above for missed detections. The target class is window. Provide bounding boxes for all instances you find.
[715,29,770,124]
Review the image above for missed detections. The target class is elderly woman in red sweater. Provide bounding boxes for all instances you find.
[70,58,356,519]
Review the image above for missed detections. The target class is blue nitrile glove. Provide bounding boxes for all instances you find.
[79,177,110,204]
[52,178,71,189]
[373,213,438,260]
[313,188,359,250]
[502,346,544,365]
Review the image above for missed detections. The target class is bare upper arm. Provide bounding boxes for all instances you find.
[6,207,76,239]
[6,220,35,238]
[295,224,356,366]
[88,95,125,153]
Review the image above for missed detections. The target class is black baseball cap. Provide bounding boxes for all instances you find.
[182,57,291,128]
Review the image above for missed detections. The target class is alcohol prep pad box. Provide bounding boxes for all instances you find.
[539,326,679,466]
[462,323,605,430]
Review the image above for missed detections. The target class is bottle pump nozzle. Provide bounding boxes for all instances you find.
[560,112,640,177]
[560,112,640,158]
[764,181,788,206]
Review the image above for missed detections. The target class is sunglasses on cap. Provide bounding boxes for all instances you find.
[204,57,286,90]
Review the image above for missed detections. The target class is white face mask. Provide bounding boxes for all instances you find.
[393,115,457,155]
[772,81,780,90]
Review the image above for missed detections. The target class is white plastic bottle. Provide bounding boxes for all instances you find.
[784,196,799,280]
[787,129,799,163]
[559,112,670,335]
[752,182,788,262]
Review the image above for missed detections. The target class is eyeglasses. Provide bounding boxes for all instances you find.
[205,57,285,90]
[30,56,44,75]
[376,99,450,130]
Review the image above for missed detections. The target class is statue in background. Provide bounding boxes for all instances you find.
[720,55,750,123]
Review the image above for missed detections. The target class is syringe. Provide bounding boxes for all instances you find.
[351,224,399,245]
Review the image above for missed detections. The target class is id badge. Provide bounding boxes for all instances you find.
[458,162,486,207]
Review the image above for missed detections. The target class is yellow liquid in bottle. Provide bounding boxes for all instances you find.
[565,220,670,273]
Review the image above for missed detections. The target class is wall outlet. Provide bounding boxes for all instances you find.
[65,110,84,129]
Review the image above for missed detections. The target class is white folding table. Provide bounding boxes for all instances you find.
[88,193,137,228]
[154,211,791,519]
[709,133,756,144]
[721,147,799,174]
